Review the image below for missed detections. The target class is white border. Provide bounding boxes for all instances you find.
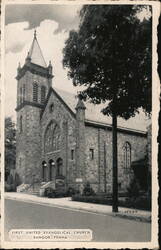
[1,0,160,248]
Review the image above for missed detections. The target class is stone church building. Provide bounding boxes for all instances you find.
[16,32,149,193]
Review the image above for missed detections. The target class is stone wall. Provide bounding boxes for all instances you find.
[40,90,77,187]
[16,69,148,192]
[84,124,147,193]
[24,71,51,104]
[17,71,51,107]
[147,123,152,173]
[16,105,42,184]
[16,68,51,184]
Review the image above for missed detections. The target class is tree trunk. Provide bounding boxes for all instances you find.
[104,141,107,193]
[112,112,118,212]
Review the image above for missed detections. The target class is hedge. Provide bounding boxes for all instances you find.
[72,195,151,211]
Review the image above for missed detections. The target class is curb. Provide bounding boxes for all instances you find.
[5,196,151,223]
[112,212,151,223]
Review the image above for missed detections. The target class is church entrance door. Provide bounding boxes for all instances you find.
[49,159,55,181]
[42,161,47,182]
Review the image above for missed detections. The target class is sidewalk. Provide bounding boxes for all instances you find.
[5,192,151,223]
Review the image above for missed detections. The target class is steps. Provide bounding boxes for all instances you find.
[18,181,56,196]
[23,182,42,196]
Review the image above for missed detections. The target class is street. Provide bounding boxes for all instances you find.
[5,199,151,242]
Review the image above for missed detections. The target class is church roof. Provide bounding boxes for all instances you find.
[54,88,150,133]
[28,31,47,68]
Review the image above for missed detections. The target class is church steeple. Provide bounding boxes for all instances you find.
[16,30,53,184]
[28,30,47,68]
[16,31,53,81]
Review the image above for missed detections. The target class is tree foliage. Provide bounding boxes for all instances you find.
[5,117,16,173]
[63,5,152,119]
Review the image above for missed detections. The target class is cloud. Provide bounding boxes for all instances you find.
[5,22,30,53]
[5,4,81,33]
[5,19,79,121]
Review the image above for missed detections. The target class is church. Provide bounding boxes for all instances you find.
[16,32,149,194]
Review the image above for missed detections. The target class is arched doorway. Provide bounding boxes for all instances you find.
[42,161,47,181]
[56,158,63,177]
[49,159,55,181]
[55,158,65,189]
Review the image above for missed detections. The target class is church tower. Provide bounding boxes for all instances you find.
[16,31,53,184]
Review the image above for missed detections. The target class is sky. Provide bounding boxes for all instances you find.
[5,4,82,121]
[4,4,151,123]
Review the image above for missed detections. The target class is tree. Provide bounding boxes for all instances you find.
[5,117,16,181]
[63,5,152,212]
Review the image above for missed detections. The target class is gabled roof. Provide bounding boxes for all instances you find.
[28,31,47,68]
[40,87,76,119]
[42,87,150,133]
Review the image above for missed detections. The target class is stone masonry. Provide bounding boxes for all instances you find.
[16,32,149,193]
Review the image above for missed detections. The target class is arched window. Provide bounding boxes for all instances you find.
[49,103,54,113]
[49,160,55,181]
[123,142,131,169]
[56,158,63,176]
[33,82,38,102]
[41,86,46,104]
[20,115,23,132]
[52,125,60,151]
[44,121,61,153]
[42,161,47,181]
[23,84,25,102]
[20,87,23,104]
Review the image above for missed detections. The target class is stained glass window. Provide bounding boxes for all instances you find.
[23,84,25,102]
[20,115,23,133]
[41,86,46,104]
[33,82,38,102]
[44,121,61,153]
[20,87,23,104]
[123,142,131,169]
[56,158,63,176]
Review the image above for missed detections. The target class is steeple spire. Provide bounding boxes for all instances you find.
[27,30,47,68]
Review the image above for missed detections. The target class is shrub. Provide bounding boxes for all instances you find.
[132,195,151,210]
[5,183,16,192]
[127,178,140,200]
[44,187,69,198]
[66,187,79,196]
[72,194,151,211]
[15,173,22,187]
[72,195,111,205]
[44,187,55,198]
[82,182,95,196]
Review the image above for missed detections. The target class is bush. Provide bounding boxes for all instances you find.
[5,183,16,192]
[66,187,79,196]
[72,194,151,211]
[127,178,140,200]
[82,182,95,196]
[44,187,68,198]
[124,195,151,210]
[44,187,56,198]
[72,195,112,205]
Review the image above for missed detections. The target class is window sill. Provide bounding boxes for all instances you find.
[46,150,61,155]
